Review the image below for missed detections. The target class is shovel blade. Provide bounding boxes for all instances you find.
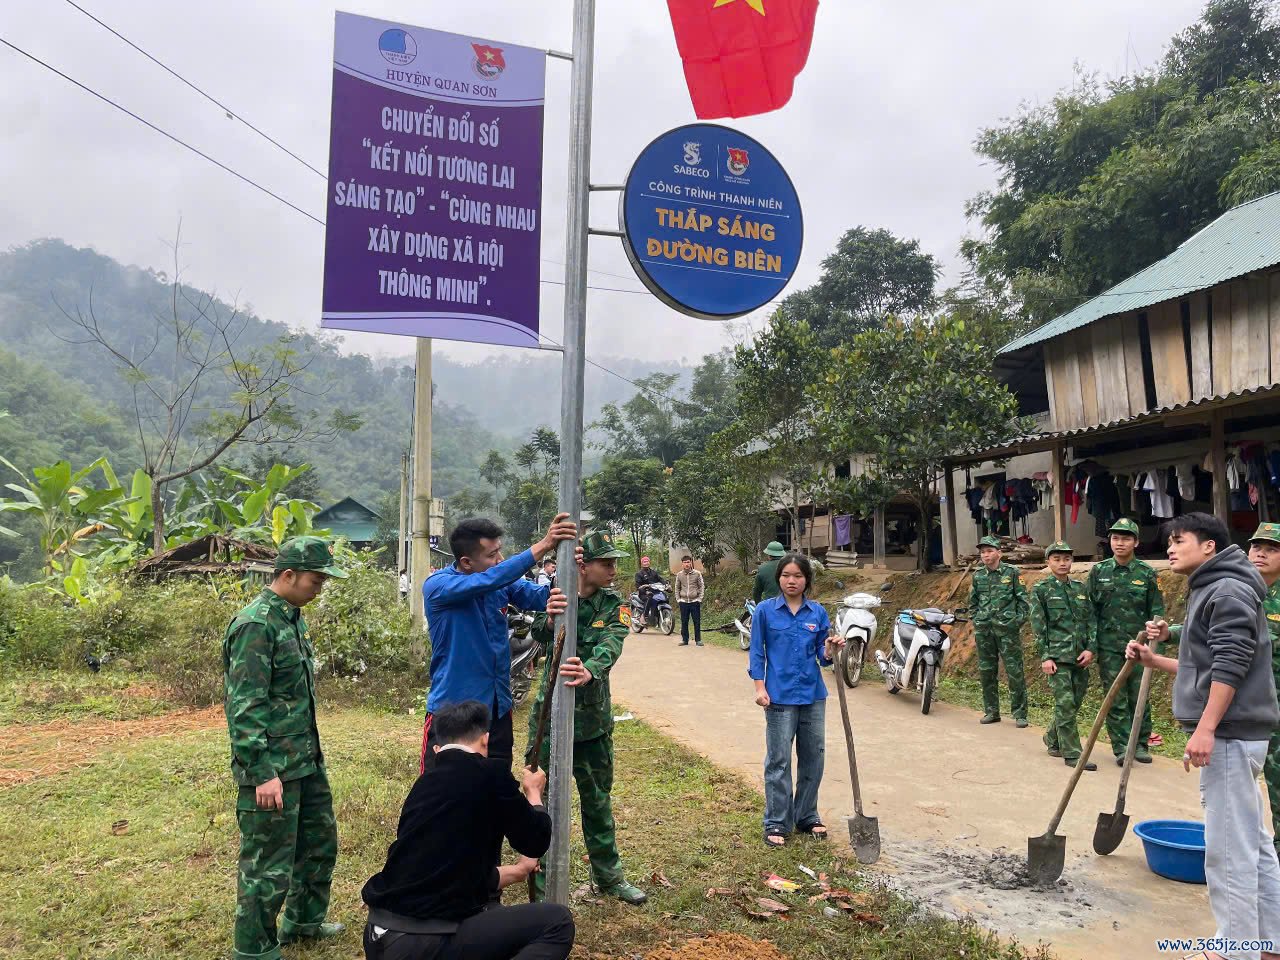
[846,814,881,865]
[1092,811,1130,856]
[1026,832,1066,886]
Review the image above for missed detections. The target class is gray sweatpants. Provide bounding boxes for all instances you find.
[1200,737,1280,960]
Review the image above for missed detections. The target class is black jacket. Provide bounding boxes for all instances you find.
[361,749,551,921]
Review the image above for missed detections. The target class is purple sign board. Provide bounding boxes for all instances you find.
[322,12,546,348]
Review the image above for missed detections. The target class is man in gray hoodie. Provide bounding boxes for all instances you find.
[1128,513,1280,960]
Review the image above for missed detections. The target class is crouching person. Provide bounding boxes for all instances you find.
[1128,513,1280,960]
[361,701,574,960]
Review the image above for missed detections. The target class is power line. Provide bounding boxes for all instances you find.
[0,35,325,226]
[59,0,327,179]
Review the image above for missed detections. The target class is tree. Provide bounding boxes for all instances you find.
[591,373,697,466]
[51,235,359,555]
[585,457,667,559]
[1165,0,1280,96]
[964,0,1280,328]
[809,316,1032,571]
[778,227,939,348]
[724,315,828,551]
[664,448,775,572]
[479,429,560,547]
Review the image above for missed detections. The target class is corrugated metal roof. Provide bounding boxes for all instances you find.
[1000,191,1280,354]
[948,384,1280,464]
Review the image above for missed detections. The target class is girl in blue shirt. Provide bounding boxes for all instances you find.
[748,552,843,847]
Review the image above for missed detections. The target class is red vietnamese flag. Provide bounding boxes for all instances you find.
[666,0,819,119]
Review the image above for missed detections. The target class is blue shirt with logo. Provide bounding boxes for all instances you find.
[748,594,833,706]
[422,548,548,717]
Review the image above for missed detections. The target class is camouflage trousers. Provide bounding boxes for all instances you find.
[1042,663,1090,760]
[975,625,1027,721]
[233,768,337,960]
[531,731,625,894]
[1096,645,1152,757]
[1267,732,1280,859]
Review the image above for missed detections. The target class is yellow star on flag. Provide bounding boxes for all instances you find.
[714,0,766,15]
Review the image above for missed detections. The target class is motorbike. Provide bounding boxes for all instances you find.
[629,582,674,635]
[507,605,541,707]
[873,607,966,715]
[834,592,881,687]
[733,599,756,651]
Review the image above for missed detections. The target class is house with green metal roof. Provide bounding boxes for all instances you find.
[938,190,1280,565]
[314,497,382,549]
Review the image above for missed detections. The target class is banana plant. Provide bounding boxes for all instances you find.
[0,456,125,575]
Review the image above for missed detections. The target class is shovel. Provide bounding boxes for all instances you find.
[834,644,880,864]
[1094,635,1160,855]
[1026,657,1134,885]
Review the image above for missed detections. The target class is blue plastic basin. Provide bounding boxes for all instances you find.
[1133,819,1206,884]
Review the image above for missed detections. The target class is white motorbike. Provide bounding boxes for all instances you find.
[874,607,965,715]
[833,592,881,687]
[733,599,756,651]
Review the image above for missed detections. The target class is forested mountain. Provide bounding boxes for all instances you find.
[0,239,685,509]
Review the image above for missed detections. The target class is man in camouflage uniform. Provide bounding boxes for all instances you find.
[968,535,1030,726]
[1086,517,1165,765]
[1249,522,1280,858]
[527,531,646,906]
[752,541,787,603]
[1031,541,1097,770]
[223,537,346,959]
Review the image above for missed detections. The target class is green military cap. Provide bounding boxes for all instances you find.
[1108,518,1140,537]
[274,536,348,578]
[1250,522,1280,546]
[977,536,1003,550]
[1046,540,1074,556]
[581,530,629,561]
[763,541,786,558]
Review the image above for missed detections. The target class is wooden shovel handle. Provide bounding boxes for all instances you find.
[527,624,566,773]
[835,646,865,816]
[1045,657,1134,836]
[1114,634,1160,809]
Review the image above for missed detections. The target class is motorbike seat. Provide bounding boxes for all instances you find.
[510,632,537,656]
[913,607,953,627]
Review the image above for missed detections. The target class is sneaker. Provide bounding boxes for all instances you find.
[600,880,647,906]
[279,922,345,943]
[1134,749,1153,764]
[1015,718,1029,728]
[980,714,1001,725]
[695,641,704,646]
[1064,757,1097,771]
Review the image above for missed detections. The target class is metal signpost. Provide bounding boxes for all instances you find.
[545,0,595,907]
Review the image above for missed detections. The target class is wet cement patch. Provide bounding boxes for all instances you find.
[878,840,1141,936]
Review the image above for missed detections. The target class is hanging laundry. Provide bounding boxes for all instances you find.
[1142,468,1176,519]
[1175,463,1196,500]
[833,514,852,548]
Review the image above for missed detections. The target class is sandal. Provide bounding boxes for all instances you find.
[764,833,787,848]
[798,823,829,840]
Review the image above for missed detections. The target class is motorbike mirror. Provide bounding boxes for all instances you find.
[953,607,968,615]
[833,579,845,590]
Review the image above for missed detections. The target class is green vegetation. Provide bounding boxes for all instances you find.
[0,677,1046,960]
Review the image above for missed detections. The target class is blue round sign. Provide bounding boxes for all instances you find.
[621,124,803,320]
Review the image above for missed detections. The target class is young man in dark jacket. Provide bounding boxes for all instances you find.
[1127,513,1280,960]
[361,701,574,960]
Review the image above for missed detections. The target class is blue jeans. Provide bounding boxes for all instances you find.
[1199,737,1280,960]
[763,700,826,836]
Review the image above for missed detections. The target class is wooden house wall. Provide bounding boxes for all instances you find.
[1042,269,1280,432]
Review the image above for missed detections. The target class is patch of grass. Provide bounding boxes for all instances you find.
[0,685,1048,960]
[0,669,178,725]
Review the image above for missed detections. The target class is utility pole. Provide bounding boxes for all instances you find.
[546,0,595,906]
[398,451,409,590]
[410,338,433,638]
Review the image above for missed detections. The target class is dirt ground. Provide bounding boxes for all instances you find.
[639,933,791,960]
[612,634,1213,960]
[0,705,223,786]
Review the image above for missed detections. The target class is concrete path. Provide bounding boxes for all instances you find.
[612,634,1216,960]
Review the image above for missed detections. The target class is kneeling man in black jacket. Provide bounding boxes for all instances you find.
[362,700,574,960]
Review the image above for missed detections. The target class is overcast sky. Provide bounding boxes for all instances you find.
[0,0,1209,369]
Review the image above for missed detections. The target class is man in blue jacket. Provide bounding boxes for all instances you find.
[420,513,576,772]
